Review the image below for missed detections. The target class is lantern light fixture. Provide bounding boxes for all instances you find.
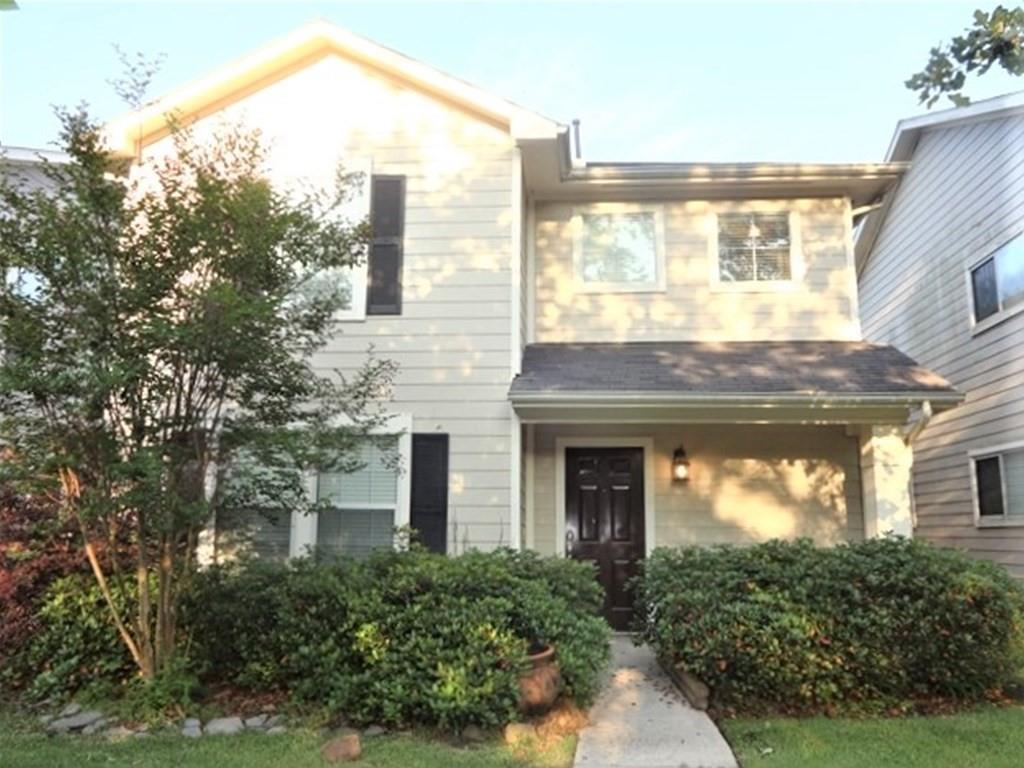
[672,445,690,482]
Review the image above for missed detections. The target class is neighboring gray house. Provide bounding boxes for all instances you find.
[19,21,963,627]
[857,92,1024,577]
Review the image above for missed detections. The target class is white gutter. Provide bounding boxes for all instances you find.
[508,390,963,408]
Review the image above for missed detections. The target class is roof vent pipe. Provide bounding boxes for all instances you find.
[572,118,582,159]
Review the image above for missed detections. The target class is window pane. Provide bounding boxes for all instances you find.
[972,258,1000,322]
[316,507,395,558]
[995,235,1024,313]
[756,248,792,281]
[218,508,291,561]
[718,213,791,282]
[318,439,398,507]
[1004,449,1024,517]
[976,456,1004,517]
[580,212,657,284]
[295,266,354,311]
[719,243,754,282]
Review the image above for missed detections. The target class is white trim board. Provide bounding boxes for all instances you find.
[553,436,656,558]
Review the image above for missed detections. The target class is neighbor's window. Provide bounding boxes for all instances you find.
[971,233,1024,325]
[316,438,399,557]
[973,445,1024,525]
[573,207,664,292]
[716,212,793,283]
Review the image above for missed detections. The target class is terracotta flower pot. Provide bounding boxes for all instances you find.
[517,644,563,715]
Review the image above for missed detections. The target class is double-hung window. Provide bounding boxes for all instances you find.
[969,233,1024,330]
[713,211,799,287]
[316,438,401,558]
[971,442,1024,527]
[572,205,665,293]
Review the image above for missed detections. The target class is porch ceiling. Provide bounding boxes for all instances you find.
[509,341,961,424]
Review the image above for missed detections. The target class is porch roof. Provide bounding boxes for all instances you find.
[509,341,961,417]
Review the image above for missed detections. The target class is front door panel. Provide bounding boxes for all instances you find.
[565,447,645,630]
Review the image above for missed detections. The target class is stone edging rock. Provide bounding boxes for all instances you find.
[39,702,289,740]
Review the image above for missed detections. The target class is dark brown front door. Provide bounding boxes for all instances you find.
[565,447,645,630]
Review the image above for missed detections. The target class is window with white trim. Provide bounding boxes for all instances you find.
[970,233,1024,326]
[715,212,794,283]
[572,206,665,292]
[973,444,1024,525]
[316,438,400,557]
[286,158,371,321]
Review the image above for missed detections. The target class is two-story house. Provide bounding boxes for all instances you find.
[857,92,1024,578]
[101,21,960,626]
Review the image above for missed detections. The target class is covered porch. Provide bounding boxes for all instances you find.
[510,341,961,627]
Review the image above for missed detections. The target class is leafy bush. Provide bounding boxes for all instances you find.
[185,548,610,729]
[0,489,90,686]
[636,538,1024,713]
[10,573,136,700]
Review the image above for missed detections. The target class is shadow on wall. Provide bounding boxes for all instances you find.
[694,458,853,544]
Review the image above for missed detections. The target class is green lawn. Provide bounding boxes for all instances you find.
[0,715,576,768]
[723,706,1024,768]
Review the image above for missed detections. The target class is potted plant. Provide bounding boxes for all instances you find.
[517,637,563,715]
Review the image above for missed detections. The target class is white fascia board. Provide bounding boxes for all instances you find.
[508,390,963,409]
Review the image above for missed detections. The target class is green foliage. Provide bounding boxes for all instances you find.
[9,574,136,700]
[636,538,1024,713]
[0,82,395,678]
[907,5,1024,107]
[184,549,610,730]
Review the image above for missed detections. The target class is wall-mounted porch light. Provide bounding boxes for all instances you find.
[672,445,691,482]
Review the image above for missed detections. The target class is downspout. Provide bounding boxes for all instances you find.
[903,400,933,445]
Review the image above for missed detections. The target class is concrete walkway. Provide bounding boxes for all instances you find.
[574,637,738,768]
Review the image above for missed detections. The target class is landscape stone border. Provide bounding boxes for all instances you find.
[39,702,290,740]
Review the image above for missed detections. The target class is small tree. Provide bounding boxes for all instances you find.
[907,5,1024,107]
[0,105,396,680]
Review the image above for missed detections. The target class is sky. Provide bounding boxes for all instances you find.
[1,1,1022,163]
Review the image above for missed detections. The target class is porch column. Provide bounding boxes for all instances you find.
[858,425,914,538]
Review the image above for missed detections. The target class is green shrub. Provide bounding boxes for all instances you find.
[11,573,136,700]
[636,538,1024,713]
[185,548,611,729]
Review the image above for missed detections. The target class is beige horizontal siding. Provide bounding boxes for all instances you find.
[858,111,1024,577]
[140,51,519,552]
[529,423,863,556]
[533,197,860,342]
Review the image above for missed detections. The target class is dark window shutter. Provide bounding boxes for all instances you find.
[410,434,449,553]
[367,175,404,315]
[976,456,1004,517]
[971,258,1000,322]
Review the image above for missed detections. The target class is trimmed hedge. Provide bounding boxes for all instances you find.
[185,548,610,729]
[636,538,1024,713]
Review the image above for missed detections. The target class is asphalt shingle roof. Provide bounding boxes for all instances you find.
[509,341,958,398]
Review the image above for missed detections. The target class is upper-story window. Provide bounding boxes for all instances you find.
[713,212,799,288]
[970,232,1024,330]
[572,205,666,293]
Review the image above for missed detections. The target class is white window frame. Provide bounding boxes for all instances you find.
[333,262,368,323]
[966,230,1024,336]
[708,209,804,293]
[289,412,412,557]
[570,203,666,294]
[968,439,1024,529]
